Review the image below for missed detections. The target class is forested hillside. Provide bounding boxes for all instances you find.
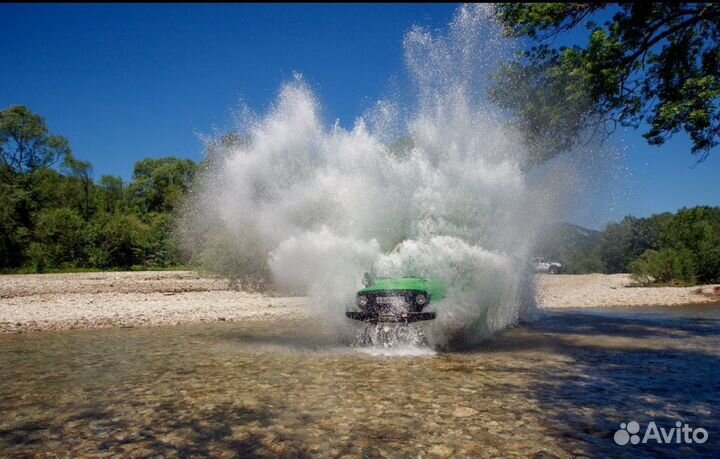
[539,210,720,285]
[1,105,197,272]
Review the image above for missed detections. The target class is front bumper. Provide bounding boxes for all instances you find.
[346,311,436,323]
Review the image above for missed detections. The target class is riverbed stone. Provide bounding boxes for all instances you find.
[453,406,479,417]
[429,444,455,457]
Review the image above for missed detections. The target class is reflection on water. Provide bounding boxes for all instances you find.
[1,306,718,458]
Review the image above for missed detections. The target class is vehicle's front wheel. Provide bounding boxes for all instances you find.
[549,266,560,274]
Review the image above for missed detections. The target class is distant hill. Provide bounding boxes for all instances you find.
[535,222,603,273]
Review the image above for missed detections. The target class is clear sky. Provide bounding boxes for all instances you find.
[1,4,718,229]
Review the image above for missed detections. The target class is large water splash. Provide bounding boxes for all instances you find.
[180,5,595,348]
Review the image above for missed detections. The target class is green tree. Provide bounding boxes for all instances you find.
[0,166,30,268]
[89,212,150,269]
[629,247,696,285]
[598,215,666,273]
[97,175,125,213]
[0,106,90,269]
[29,208,88,271]
[662,206,720,283]
[128,157,197,214]
[492,3,720,162]
[144,212,182,268]
[0,105,73,173]
[25,167,93,218]
[62,156,94,218]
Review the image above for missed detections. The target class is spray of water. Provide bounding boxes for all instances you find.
[180,5,611,349]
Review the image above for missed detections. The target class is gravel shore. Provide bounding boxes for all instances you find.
[0,271,307,333]
[1,271,718,333]
[536,273,720,308]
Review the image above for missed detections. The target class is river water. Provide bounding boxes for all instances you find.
[1,306,718,458]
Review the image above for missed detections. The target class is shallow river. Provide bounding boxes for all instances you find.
[1,306,718,458]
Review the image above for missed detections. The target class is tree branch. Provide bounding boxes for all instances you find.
[622,9,719,67]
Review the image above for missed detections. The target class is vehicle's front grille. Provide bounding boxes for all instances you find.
[364,292,425,314]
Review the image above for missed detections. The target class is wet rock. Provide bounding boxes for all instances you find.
[429,445,455,457]
[452,407,478,417]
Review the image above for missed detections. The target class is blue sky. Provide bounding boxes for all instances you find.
[1,4,717,229]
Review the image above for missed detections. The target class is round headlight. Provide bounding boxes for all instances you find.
[357,295,368,309]
[415,293,427,305]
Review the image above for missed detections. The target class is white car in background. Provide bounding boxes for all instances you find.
[532,257,563,274]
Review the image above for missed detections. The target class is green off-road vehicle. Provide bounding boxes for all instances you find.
[345,275,446,323]
[345,242,447,323]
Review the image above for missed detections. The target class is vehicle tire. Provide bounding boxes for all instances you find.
[549,266,560,274]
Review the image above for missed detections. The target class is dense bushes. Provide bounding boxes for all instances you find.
[598,215,669,274]
[28,208,88,270]
[0,105,197,273]
[629,248,696,285]
[0,162,197,273]
[554,207,720,285]
[663,207,720,283]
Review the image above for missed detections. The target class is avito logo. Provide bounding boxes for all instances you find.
[614,421,708,446]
